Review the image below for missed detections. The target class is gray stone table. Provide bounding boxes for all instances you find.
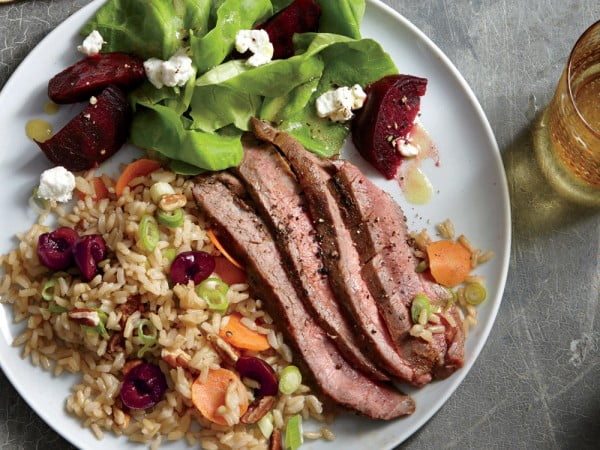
[1,0,599,449]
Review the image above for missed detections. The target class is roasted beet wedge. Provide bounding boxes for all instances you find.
[48,52,145,104]
[258,0,321,59]
[351,75,427,179]
[37,85,131,171]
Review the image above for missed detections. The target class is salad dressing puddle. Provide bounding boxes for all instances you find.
[25,119,53,142]
[44,101,60,115]
[396,124,438,204]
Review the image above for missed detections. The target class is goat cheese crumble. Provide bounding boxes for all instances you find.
[77,30,105,56]
[144,49,195,89]
[395,139,420,157]
[316,85,367,122]
[235,29,274,67]
[38,166,76,203]
[394,118,424,157]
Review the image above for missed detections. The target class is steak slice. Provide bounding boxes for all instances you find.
[193,175,415,419]
[234,136,388,381]
[251,118,416,384]
[331,161,465,379]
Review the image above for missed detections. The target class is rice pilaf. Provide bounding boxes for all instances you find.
[0,169,332,448]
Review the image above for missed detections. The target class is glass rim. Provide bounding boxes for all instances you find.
[567,19,600,138]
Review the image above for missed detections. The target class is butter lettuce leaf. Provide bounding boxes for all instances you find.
[130,104,243,171]
[191,0,272,73]
[191,85,262,132]
[82,0,212,59]
[316,0,365,39]
[190,33,350,132]
[129,67,197,115]
[279,38,397,156]
[271,0,293,13]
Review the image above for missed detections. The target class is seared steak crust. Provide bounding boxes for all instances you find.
[252,118,465,384]
[251,119,417,383]
[234,136,388,381]
[193,176,415,419]
[332,160,465,380]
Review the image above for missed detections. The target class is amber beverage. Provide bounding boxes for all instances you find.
[534,20,600,206]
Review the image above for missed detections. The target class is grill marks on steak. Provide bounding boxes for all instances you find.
[331,162,465,380]
[251,119,416,383]
[234,136,388,381]
[193,176,415,420]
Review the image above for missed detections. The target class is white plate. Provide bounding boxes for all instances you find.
[0,1,511,448]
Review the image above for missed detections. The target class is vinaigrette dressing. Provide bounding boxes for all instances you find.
[25,119,53,142]
[396,123,438,205]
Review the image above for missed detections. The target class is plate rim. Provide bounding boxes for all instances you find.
[365,0,511,446]
[0,0,512,448]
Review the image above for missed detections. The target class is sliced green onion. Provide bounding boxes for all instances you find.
[137,343,153,358]
[196,277,230,312]
[445,287,457,303]
[137,319,158,358]
[411,294,431,324]
[162,248,177,264]
[138,319,158,345]
[41,278,58,301]
[31,186,49,209]
[464,283,487,305]
[443,288,457,312]
[97,309,108,324]
[415,260,428,273]
[149,182,175,204]
[139,215,159,252]
[47,304,68,314]
[82,308,108,337]
[156,208,184,228]
[279,365,302,395]
[284,414,303,450]
[258,412,274,439]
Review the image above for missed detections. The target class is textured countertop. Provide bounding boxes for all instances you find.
[1,0,599,449]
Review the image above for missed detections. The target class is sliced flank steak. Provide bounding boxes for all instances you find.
[251,118,418,384]
[234,136,388,381]
[193,175,415,419]
[331,162,465,380]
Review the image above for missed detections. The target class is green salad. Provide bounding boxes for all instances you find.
[82,0,398,173]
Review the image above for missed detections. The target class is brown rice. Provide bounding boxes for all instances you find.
[0,169,327,448]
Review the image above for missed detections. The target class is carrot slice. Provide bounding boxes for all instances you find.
[206,229,244,270]
[219,313,270,352]
[214,256,247,285]
[115,159,161,197]
[76,177,110,201]
[92,177,110,200]
[427,239,472,287]
[191,368,248,425]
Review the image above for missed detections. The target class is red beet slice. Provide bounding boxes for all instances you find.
[72,234,106,281]
[120,363,167,410]
[170,251,216,285]
[258,0,321,59]
[235,356,278,398]
[48,52,145,104]
[37,227,79,271]
[351,75,428,179]
[36,85,131,171]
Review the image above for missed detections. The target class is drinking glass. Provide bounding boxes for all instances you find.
[534,20,600,206]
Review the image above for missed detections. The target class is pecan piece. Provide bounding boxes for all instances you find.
[207,333,239,366]
[270,428,282,450]
[122,359,143,376]
[118,295,146,327]
[158,193,187,212]
[67,308,100,326]
[108,332,124,353]
[240,395,275,425]
[161,349,198,375]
